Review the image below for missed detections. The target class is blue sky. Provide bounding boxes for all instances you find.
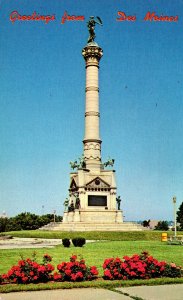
[0,0,183,220]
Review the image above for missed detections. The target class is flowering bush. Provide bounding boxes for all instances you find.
[55,255,98,282]
[0,251,181,285]
[103,251,182,280]
[1,254,54,284]
[163,263,182,278]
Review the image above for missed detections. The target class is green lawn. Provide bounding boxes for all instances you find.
[0,240,182,276]
[3,229,181,241]
[1,236,183,293]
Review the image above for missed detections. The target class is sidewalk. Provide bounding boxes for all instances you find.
[1,284,183,300]
[0,288,129,300]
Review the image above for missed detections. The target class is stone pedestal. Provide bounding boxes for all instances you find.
[64,209,123,224]
[116,211,123,223]
[73,210,81,222]
[62,211,68,223]
[67,211,74,223]
[64,165,122,225]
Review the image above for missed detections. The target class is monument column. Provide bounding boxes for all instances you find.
[82,43,103,171]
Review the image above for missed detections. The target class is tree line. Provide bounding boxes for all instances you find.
[142,201,183,231]
[0,212,62,232]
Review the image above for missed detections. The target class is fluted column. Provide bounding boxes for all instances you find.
[82,43,103,171]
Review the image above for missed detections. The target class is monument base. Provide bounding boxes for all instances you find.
[40,220,144,231]
[63,209,123,223]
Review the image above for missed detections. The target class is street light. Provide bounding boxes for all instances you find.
[53,210,56,223]
[42,205,45,215]
[173,196,177,239]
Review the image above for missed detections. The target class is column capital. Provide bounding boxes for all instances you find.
[82,43,103,63]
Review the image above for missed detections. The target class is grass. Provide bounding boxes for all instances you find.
[1,232,183,293]
[3,230,182,241]
[0,241,182,275]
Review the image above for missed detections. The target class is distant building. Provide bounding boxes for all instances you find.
[149,220,159,230]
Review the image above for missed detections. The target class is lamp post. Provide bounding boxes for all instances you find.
[53,210,56,223]
[42,205,44,215]
[173,196,177,239]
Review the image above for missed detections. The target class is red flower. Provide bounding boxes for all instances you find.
[33,276,38,281]
[104,269,112,278]
[46,264,54,272]
[70,255,77,261]
[123,256,130,261]
[65,269,72,276]
[76,272,83,279]
[53,272,62,281]
[90,266,98,276]
[29,271,34,276]
[38,266,46,273]
[22,276,28,283]
[18,260,25,267]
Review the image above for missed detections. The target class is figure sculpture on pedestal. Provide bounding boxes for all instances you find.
[116,196,121,210]
[78,154,86,169]
[103,157,115,168]
[63,198,69,211]
[87,16,102,43]
[70,160,79,170]
[70,154,86,170]
[73,193,81,209]
[75,197,81,209]
[68,200,75,212]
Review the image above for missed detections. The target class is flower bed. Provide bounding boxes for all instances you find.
[1,253,54,284]
[103,251,182,280]
[0,254,98,284]
[0,251,182,284]
[54,255,98,281]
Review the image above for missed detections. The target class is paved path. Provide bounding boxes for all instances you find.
[1,285,183,300]
[118,284,183,300]
[0,238,96,249]
[0,288,129,300]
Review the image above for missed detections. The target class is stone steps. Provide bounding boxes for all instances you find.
[40,222,144,231]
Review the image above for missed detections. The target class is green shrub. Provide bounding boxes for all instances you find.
[163,263,182,278]
[72,237,86,247]
[62,238,70,247]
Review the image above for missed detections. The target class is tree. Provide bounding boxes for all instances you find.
[6,217,22,231]
[177,202,183,230]
[142,219,150,227]
[11,212,40,230]
[154,221,169,231]
[1,212,63,232]
[38,214,62,227]
[0,217,9,232]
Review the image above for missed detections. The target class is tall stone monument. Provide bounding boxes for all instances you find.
[63,17,123,225]
[42,18,143,231]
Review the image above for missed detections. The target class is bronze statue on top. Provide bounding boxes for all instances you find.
[87,16,102,43]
